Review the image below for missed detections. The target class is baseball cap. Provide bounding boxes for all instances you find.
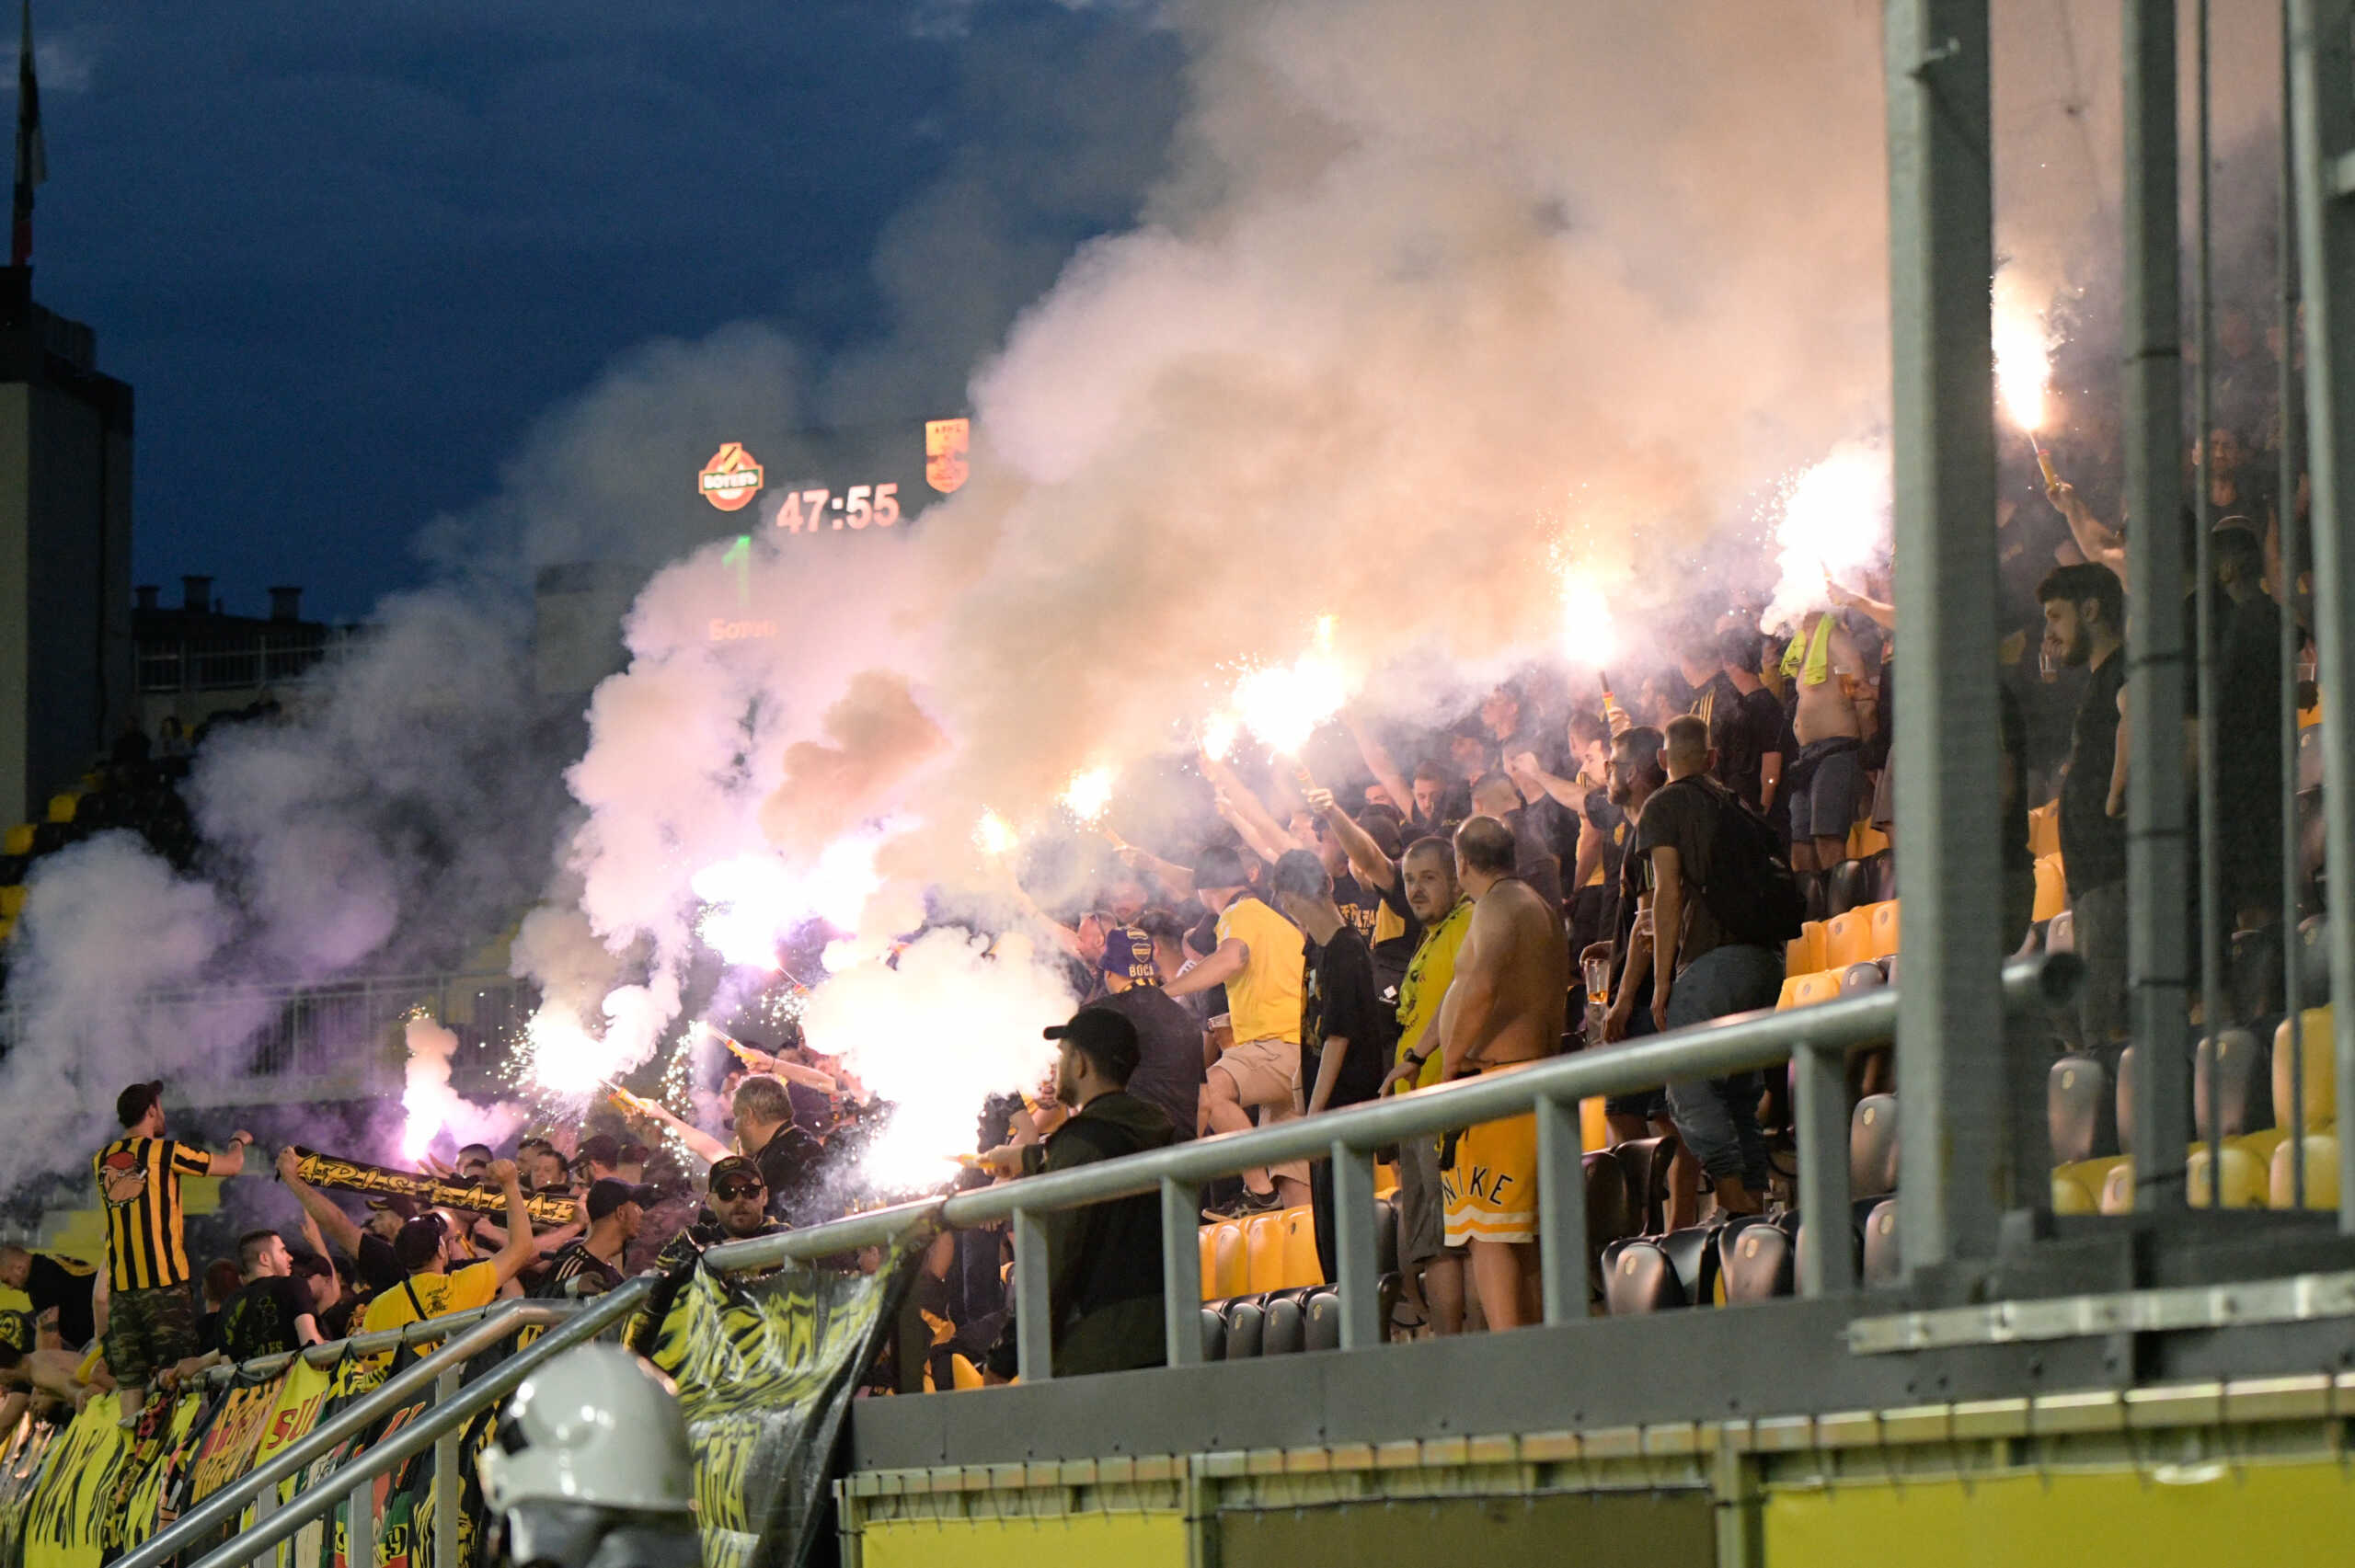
[115,1082,164,1128]
[1041,1007,1141,1085]
[586,1178,657,1222]
[1097,925,1161,986]
[706,1155,764,1195]
[367,1194,421,1220]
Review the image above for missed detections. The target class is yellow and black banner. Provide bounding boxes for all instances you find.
[288,1148,582,1229]
[0,1234,916,1568]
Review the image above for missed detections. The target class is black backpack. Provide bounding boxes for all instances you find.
[1676,777,1807,948]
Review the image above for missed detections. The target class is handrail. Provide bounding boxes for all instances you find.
[146,1280,652,1568]
[195,1296,570,1385]
[127,953,2083,1568]
[702,955,2082,1378]
[119,1296,582,1568]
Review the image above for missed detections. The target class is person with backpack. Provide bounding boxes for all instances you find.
[1637,715,1806,1217]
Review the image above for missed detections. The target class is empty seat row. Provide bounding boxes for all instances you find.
[2053,1134,2340,1214]
[1601,1201,1904,1314]
[1198,1204,1338,1301]
[1200,1285,1352,1359]
[1786,899,1901,979]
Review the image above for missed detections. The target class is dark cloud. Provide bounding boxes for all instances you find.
[17,1,1179,620]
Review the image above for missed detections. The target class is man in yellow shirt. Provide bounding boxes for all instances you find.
[1375,839,1473,1334]
[360,1160,536,1346]
[1165,846,1307,1214]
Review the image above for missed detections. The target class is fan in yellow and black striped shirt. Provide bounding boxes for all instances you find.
[93,1134,213,1292]
[93,1082,254,1294]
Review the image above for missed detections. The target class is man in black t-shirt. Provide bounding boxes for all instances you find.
[1093,927,1206,1140]
[0,1246,96,1349]
[1270,851,1400,1285]
[1719,630,1788,817]
[216,1230,322,1364]
[2039,564,2129,1050]
[2210,522,2286,928]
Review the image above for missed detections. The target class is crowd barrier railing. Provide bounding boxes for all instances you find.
[697,954,2085,1380]
[161,955,2076,1568]
[117,1286,641,1568]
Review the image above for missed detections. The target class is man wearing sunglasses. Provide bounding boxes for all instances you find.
[628,1158,782,1356]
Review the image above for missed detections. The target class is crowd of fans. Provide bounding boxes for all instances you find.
[0,418,2318,1419]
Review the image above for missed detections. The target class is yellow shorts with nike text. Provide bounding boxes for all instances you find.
[1439,1067,1541,1246]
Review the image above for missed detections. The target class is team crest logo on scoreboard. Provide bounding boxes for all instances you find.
[925,418,969,495]
[698,442,765,512]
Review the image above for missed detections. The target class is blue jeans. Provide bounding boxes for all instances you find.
[1663,944,1785,1189]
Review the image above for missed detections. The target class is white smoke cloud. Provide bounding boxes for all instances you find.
[399,1016,523,1162]
[798,927,1070,1190]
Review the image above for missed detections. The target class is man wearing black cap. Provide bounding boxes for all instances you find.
[626,1157,782,1356]
[978,1007,1178,1379]
[94,1082,252,1424]
[538,1179,655,1299]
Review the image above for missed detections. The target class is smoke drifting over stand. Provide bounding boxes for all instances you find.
[0,2,2302,1205]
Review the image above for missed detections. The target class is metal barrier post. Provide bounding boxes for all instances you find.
[245,1480,275,1568]
[2290,0,2355,1234]
[1161,1177,1203,1367]
[345,1465,372,1568]
[1330,1141,1380,1349]
[433,1366,460,1568]
[1011,1208,1053,1382]
[1795,1039,1856,1296]
[1534,1094,1588,1327]
[177,1284,649,1568]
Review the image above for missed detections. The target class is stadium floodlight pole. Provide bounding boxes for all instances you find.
[2288,0,2355,1230]
[2192,0,2225,1207]
[1884,0,2011,1268]
[2123,0,2192,1215]
[2277,0,2310,1208]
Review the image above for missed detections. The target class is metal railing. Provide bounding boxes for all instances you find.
[702,954,2085,1381]
[136,955,2076,1568]
[119,1287,643,1568]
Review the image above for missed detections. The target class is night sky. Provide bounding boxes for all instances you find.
[17,1,1180,622]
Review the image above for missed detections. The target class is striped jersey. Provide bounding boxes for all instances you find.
[93,1137,213,1291]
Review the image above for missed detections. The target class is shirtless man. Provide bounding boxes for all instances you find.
[1428,815,1568,1331]
[1781,608,1878,883]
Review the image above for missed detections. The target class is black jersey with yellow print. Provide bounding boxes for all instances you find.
[93,1137,213,1292]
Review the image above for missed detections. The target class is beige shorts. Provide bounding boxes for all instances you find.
[1213,1037,1308,1186]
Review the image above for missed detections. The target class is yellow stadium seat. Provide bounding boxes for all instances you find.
[1786,921,1828,979]
[1244,1212,1288,1294]
[2230,1127,2290,1169]
[2051,1171,2097,1214]
[0,916,14,945]
[950,1352,985,1390]
[2269,1134,2340,1210]
[1281,1206,1322,1289]
[1778,971,1840,1011]
[2027,800,2062,859]
[2032,854,2067,922]
[2185,1144,2269,1208]
[2098,1159,2134,1215]
[44,793,77,825]
[1581,1097,1607,1152]
[1211,1220,1248,1299]
[1373,1162,1397,1200]
[1867,899,1900,960]
[0,886,23,919]
[1849,821,1890,861]
[1824,909,1874,970]
[2,823,29,856]
[1199,1223,1219,1301]
[2301,702,2323,729]
[2272,1007,2337,1132]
